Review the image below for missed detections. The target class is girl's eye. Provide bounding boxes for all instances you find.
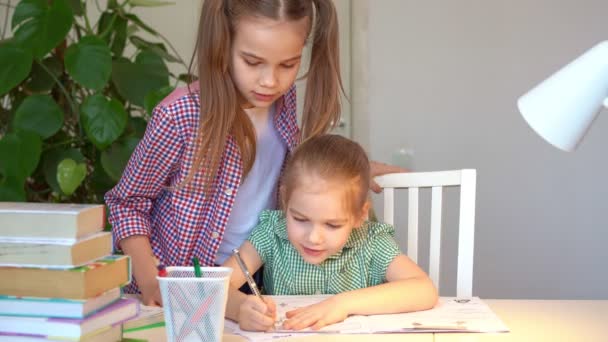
[281,64,297,69]
[326,223,342,229]
[293,216,308,222]
[244,60,260,66]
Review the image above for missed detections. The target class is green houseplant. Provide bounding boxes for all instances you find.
[0,0,190,204]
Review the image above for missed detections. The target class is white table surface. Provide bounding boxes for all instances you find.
[124,299,608,342]
[435,299,608,342]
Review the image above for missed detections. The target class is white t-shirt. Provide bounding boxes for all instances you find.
[215,105,287,264]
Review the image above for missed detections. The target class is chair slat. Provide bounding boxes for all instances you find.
[375,170,462,188]
[407,187,419,263]
[429,186,443,292]
[456,169,476,297]
[383,188,394,225]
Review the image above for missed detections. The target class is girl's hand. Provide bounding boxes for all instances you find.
[370,161,408,193]
[238,295,277,332]
[120,236,163,306]
[283,297,348,331]
[138,272,163,306]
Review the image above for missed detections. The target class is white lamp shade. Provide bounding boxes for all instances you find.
[517,41,608,151]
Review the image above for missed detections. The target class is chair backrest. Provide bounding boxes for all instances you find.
[375,169,476,297]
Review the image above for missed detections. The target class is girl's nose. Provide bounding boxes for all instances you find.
[307,226,324,245]
[259,67,277,88]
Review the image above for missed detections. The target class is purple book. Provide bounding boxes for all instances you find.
[0,298,139,339]
[0,324,122,341]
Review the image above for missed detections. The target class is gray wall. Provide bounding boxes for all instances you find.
[360,0,608,299]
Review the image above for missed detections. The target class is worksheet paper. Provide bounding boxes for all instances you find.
[224,296,509,341]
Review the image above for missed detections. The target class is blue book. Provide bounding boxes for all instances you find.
[0,288,121,319]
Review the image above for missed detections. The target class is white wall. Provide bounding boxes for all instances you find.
[360,0,608,299]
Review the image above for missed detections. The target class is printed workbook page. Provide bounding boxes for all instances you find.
[224,296,509,341]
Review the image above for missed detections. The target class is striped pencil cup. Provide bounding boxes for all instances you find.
[158,266,233,342]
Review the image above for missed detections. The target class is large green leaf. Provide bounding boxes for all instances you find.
[0,131,42,182]
[65,36,112,90]
[135,49,168,68]
[108,0,120,10]
[178,73,197,84]
[0,176,27,202]
[11,0,45,28]
[57,158,87,195]
[144,85,173,116]
[96,12,127,56]
[91,157,116,198]
[97,11,115,41]
[111,17,128,57]
[80,94,128,149]
[13,95,64,138]
[25,56,62,93]
[42,147,85,194]
[128,116,148,139]
[12,0,73,59]
[111,51,169,107]
[0,41,33,95]
[68,0,84,16]
[101,136,140,181]
[129,36,180,62]
[124,14,158,35]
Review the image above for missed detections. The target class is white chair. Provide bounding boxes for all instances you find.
[375,169,476,297]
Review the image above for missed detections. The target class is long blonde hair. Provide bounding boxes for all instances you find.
[184,0,343,192]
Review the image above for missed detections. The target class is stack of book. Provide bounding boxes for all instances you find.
[0,202,137,341]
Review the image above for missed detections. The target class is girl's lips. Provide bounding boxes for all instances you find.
[253,92,275,102]
[302,246,324,256]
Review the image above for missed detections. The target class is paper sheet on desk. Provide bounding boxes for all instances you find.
[224,296,509,341]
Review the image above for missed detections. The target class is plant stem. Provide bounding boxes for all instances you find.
[43,137,83,151]
[36,60,79,121]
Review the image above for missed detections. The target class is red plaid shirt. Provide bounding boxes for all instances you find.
[105,83,299,290]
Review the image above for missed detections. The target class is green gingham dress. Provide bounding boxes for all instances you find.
[248,210,401,295]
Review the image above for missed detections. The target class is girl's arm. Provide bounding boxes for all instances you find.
[283,254,438,330]
[120,236,162,306]
[335,255,438,315]
[223,241,277,331]
[105,106,182,304]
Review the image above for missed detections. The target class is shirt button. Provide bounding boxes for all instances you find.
[314,289,322,295]
[224,188,233,196]
[211,231,220,239]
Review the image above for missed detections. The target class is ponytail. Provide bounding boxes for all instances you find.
[301,0,344,139]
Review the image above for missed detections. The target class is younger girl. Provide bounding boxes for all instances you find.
[224,135,438,332]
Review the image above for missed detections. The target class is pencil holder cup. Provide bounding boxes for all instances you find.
[158,266,233,342]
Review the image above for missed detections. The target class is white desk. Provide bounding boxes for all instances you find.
[436,299,608,342]
[125,299,608,342]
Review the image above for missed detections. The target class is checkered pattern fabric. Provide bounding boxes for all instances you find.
[248,210,401,295]
[105,85,299,293]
